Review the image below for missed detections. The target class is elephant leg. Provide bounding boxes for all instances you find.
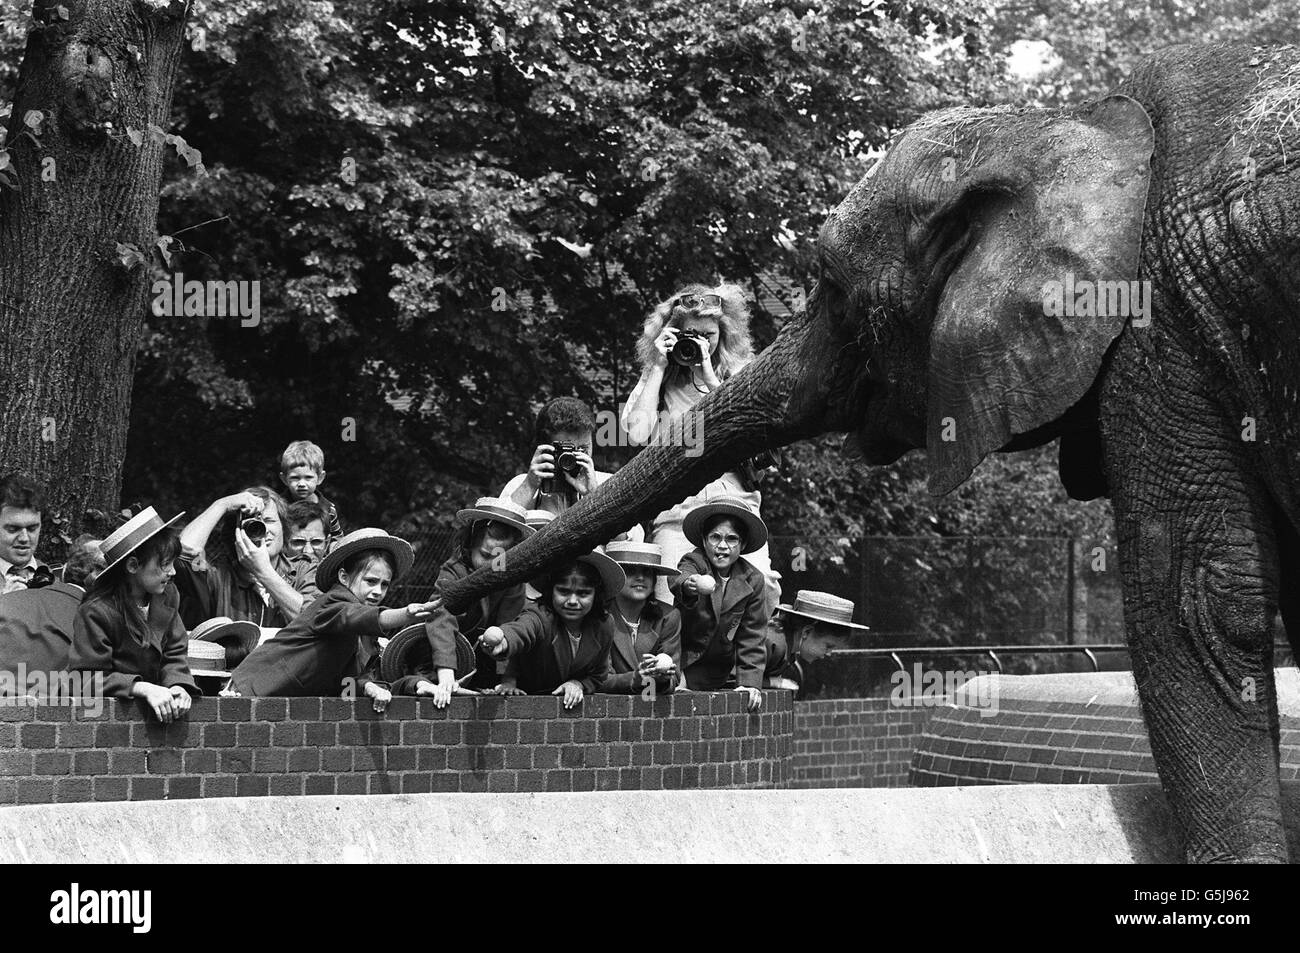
[1277,517,1300,662]
[1103,355,1285,863]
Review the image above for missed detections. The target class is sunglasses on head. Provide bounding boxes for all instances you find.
[674,293,722,311]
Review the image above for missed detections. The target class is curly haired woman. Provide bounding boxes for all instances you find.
[619,281,779,610]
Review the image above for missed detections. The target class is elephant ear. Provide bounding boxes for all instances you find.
[925,95,1154,495]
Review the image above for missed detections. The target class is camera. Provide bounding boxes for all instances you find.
[542,443,582,496]
[240,517,268,545]
[669,329,708,367]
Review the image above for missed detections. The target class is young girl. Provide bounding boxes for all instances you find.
[619,282,778,609]
[70,507,200,723]
[400,497,533,697]
[226,528,438,699]
[479,551,624,709]
[599,541,682,695]
[670,497,770,711]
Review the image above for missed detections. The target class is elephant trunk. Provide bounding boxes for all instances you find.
[440,313,836,612]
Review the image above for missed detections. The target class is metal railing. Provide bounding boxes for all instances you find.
[829,644,1130,674]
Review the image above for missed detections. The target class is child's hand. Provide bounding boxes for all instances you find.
[364,682,392,713]
[492,681,524,696]
[478,627,508,657]
[552,679,584,709]
[135,683,178,722]
[734,686,762,712]
[683,574,699,596]
[406,599,441,621]
[170,685,193,716]
[526,444,556,491]
[693,574,716,596]
[415,679,452,708]
[640,653,675,677]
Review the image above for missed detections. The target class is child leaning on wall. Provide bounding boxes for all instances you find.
[225,529,438,703]
[478,551,625,709]
[70,508,200,723]
[670,496,770,712]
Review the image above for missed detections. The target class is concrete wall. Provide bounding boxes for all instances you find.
[0,691,792,804]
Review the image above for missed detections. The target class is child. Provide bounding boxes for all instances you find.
[390,497,533,697]
[279,440,344,542]
[226,528,438,698]
[765,591,869,696]
[479,551,624,709]
[670,496,770,711]
[598,541,681,695]
[70,507,200,722]
[285,499,329,564]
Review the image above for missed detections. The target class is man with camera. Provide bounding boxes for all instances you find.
[501,397,643,542]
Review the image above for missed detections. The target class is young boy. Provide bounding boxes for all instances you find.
[279,440,343,542]
[764,590,869,696]
[598,541,681,695]
[70,508,200,722]
[285,500,329,564]
[479,551,624,709]
[670,496,770,711]
[226,528,438,698]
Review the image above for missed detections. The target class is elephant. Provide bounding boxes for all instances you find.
[443,44,1300,863]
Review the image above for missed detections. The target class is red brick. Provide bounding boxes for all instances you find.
[545,769,573,791]
[236,723,271,747]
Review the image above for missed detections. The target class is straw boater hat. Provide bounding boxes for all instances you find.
[379,624,477,684]
[604,540,677,575]
[318,528,415,588]
[100,506,186,574]
[776,590,870,632]
[537,549,626,598]
[524,509,555,530]
[681,495,768,554]
[191,616,262,668]
[455,497,533,538]
[187,639,232,679]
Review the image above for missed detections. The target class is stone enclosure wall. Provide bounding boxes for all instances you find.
[0,691,793,805]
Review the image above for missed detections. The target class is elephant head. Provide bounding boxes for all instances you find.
[441,95,1154,611]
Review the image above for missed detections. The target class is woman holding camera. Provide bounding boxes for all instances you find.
[175,487,320,637]
[620,282,779,607]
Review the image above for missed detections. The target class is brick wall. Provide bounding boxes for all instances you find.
[0,691,792,804]
[909,671,1300,786]
[789,698,936,788]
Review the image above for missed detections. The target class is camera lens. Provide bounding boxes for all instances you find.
[557,451,580,474]
[241,517,267,544]
[670,335,703,367]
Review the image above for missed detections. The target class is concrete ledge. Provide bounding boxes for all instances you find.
[6,782,1300,863]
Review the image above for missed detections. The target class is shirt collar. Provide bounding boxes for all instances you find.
[0,554,45,576]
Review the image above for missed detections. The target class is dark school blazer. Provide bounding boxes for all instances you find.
[599,598,682,694]
[501,604,614,695]
[669,549,768,690]
[228,584,382,697]
[0,581,86,690]
[70,583,200,700]
[433,556,526,688]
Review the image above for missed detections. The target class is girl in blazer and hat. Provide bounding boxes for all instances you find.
[669,496,771,711]
[479,551,624,709]
[404,497,534,697]
[70,508,200,722]
[599,541,682,695]
[227,528,438,698]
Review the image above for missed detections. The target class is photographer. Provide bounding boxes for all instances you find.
[620,282,778,608]
[175,486,320,632]
[501,397,642,542]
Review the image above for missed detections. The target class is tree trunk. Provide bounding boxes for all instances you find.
[0,0,190,555]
